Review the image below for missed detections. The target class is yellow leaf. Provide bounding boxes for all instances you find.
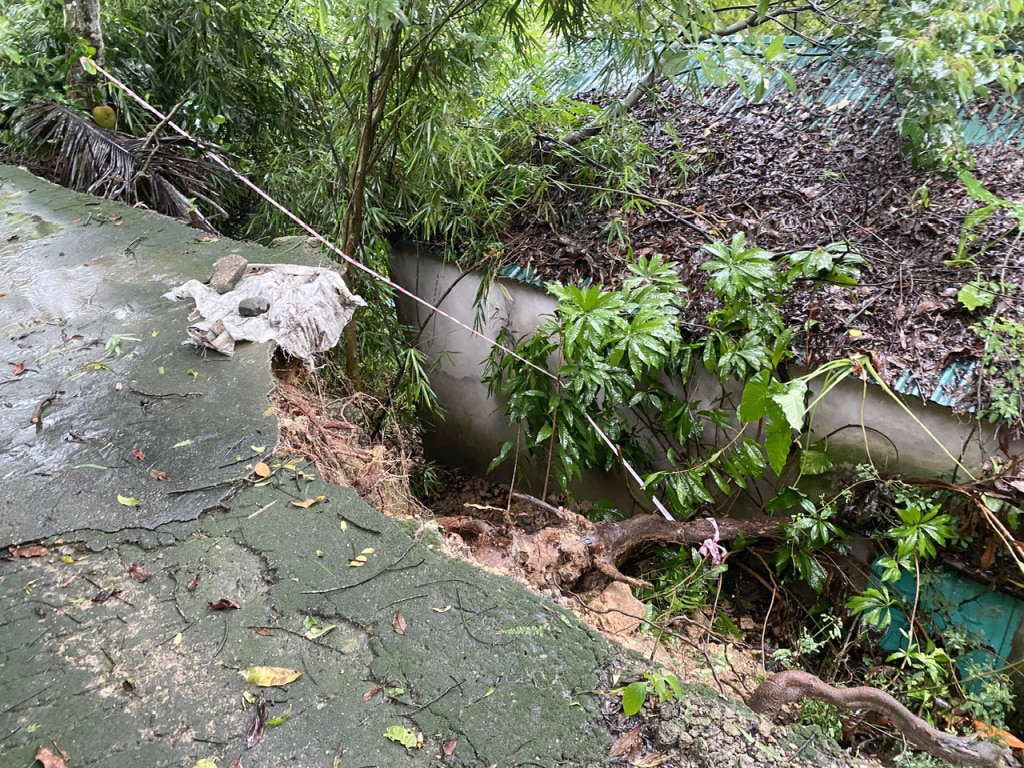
[251,445,266,453]
[360,548,375,555]
[348,558,365,567]
[263,406,275,417]
[117,494,139,507]
[848,328,863,337]
[61,555,75,564]
[289,496,324,509]
[192,759,219,768]
[239,666,302,687]
[173,632,183,647]
[253,462,272,478]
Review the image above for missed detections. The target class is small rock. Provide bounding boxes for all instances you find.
[208,254,248,294]
[238,296,270,317]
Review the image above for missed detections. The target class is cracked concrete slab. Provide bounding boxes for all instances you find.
[0,474,618,767]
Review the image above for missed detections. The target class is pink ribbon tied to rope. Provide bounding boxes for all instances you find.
[698,517,727,565]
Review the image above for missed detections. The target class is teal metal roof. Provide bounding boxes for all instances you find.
[514,38,1024,146]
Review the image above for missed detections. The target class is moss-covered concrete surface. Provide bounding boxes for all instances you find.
[1,478,619,767]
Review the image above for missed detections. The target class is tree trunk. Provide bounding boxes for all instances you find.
[339,21,403,390]
[63,0,105,104]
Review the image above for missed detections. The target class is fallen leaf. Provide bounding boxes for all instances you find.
[230,760,243,768]
[442,739,457,756]
[609,725,643,757]
[187,573,200,592]
[116,494,139,507]
[193,757,219,767]
[980,539,996,569]
[9,544,48,558]
[91,587,123,603]
[34,747,67,768]
[10,361,25,376]
[246,693,267,749]
[149,469,170,482]
[384,725,423,750]
[266,703,292,726]
[253,461,272,478]
[240,666,302,687]
[254,627,271,636]
[173,632,183,647]
[127,563,151,582]
[131,447,146,461]
[289,496,325,509]
[392,611,407,635]
[975,720,1024,750]
[209,598,241,611]
[363,686,381,701]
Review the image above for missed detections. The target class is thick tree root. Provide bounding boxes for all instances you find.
[438,508,785,590]
[747,670,1017,768]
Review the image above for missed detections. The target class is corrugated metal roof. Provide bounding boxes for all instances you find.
[514,38,1023,145]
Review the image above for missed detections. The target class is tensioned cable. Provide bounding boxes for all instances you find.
[85,58,677,521]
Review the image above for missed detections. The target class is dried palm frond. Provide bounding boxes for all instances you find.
[15,101,233,233]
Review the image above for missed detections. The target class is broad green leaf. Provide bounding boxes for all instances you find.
[765,425,792,475]
[957,281,995,310]
[799,447,833,475]
[767,486,809,512]
[770,380,807,430]
[621,680,648,716]
[738,371,771,422]
[765,35,785,61]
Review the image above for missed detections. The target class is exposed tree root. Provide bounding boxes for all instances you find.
[747,670,1017,768]
[437,506,785,591]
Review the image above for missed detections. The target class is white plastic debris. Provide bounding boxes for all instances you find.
[164,262,365,363]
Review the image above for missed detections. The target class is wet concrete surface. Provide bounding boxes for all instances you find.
[0,167,621,768]
[0,165,296,543]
